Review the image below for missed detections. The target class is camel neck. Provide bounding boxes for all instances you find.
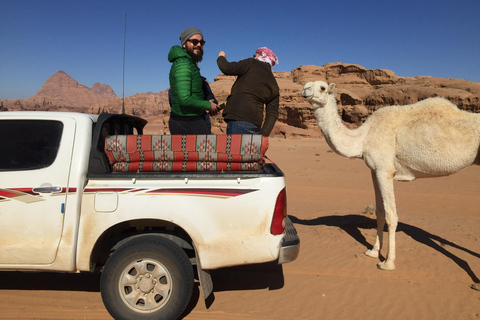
[314,96,367,158]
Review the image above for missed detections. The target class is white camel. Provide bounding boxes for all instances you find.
[302,80,480,271]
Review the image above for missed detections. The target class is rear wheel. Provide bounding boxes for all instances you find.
[100,235,194,320]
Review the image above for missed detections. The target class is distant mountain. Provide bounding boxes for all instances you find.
[0,70,169,116]
[30,70,116,109]
[1,65,479,137]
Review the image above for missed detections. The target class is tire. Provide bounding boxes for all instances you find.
[100,235,194,320]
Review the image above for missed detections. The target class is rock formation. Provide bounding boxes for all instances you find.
[1,70,117,113]
[1,64,479,138]
[31,70,116,111]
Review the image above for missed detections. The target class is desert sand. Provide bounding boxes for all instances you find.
[0,137,479,320]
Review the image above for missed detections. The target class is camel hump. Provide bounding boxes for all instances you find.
[414,97,480,121]
[417,97,457,110]
[377,97,461,118]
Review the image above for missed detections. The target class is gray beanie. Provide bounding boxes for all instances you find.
[179,27,203,45]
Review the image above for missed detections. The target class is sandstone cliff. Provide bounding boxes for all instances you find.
[1,70,117,113]
[2,64,479,138]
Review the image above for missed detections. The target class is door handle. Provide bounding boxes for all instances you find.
[32,186,62,193]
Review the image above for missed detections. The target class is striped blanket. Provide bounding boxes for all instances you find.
[104,134,268,172]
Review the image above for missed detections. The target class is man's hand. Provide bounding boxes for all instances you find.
[209,100,220,115]
[218,51,226,58]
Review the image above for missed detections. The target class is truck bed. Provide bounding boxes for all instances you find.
[87,163,284,179]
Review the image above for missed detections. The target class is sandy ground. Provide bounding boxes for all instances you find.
[1,137,479,320]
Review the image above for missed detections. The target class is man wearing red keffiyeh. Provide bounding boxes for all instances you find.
[217,47,280,136]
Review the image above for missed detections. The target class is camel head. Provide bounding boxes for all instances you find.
[302,81,336,110]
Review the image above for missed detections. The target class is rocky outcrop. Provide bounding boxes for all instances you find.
[31,70,117,109]
[89,90,170,117]
[1,71,117,113]
[92,82,116,97]
[282,63,480,136]
[1,64,479,138]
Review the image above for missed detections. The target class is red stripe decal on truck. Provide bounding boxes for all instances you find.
[147,188,257,197]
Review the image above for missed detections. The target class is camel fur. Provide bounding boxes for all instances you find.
[302,80,480,272]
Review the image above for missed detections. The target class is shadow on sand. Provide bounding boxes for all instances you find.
[289,214,480,283]
[0,258,285,319]
[0,271,101,292]
[186,261,285,312]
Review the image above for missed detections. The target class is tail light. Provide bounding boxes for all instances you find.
[270,187,287,235]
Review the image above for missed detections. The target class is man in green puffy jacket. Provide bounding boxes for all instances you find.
[168,27,219,134]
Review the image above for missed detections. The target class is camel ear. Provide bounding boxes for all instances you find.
[327,83,336,93]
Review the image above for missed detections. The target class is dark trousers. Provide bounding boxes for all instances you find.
[169,113,211,135]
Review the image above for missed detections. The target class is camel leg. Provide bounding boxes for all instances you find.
[374,170,398,271]
[365,170,384,259]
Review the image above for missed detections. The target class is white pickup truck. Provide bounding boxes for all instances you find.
[0,111,299,320]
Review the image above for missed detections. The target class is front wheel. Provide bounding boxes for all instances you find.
[100,235,194,320]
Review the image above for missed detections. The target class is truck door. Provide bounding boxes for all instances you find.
[0,117,75,265]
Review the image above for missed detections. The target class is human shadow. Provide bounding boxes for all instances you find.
[290,214,480,283]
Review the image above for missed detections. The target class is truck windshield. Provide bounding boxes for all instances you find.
[0,120,63,171]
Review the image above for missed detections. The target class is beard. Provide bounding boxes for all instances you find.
[185,45,203,63]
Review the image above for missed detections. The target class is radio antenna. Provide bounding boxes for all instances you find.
[122,12,127,114]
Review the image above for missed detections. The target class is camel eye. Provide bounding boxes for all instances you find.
[320,86,326,91]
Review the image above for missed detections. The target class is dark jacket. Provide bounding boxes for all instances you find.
[168,45,211,117]
[217,56,280,136]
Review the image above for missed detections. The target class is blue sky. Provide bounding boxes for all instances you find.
[1,0,479,100]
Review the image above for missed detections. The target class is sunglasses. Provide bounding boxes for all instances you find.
[187,39,205,46]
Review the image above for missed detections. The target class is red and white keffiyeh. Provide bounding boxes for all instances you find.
[255,47,278,66]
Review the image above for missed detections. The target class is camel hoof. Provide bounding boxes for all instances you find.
[377,261,395,271]
[364,249,379,258]
[471,283,480,291]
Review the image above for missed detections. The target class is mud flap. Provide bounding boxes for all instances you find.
[194,246,213,300]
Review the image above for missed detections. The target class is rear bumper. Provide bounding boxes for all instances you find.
[278,217,300,264]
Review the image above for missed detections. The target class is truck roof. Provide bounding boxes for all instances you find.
[0,111,100,122]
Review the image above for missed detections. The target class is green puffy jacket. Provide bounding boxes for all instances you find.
[168,45,211,117]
